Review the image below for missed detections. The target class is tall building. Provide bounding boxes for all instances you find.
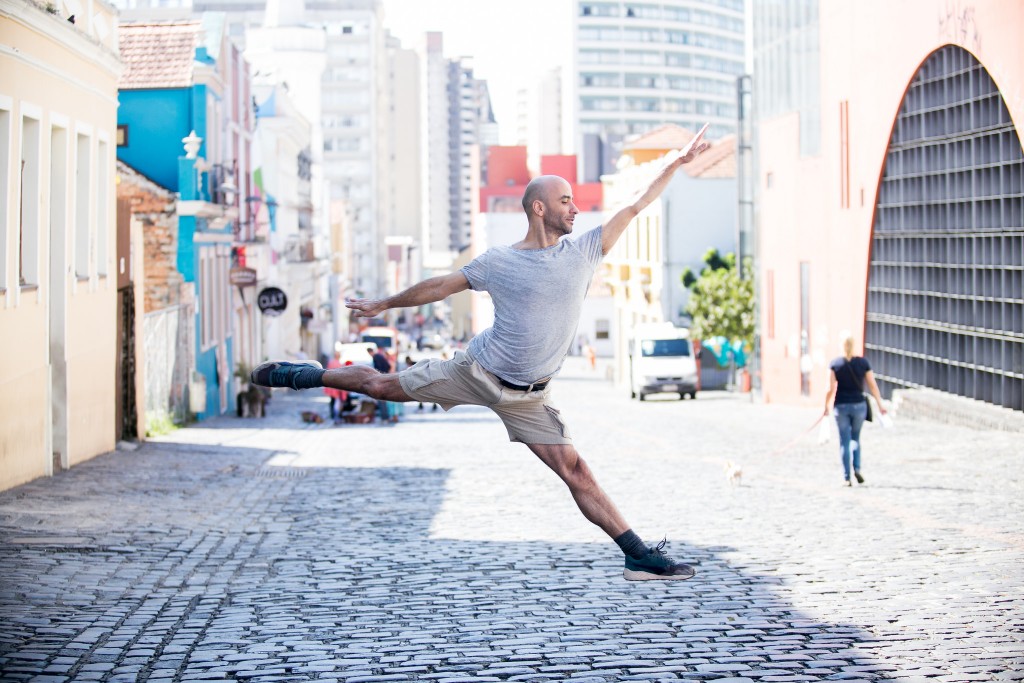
[515,67,565,174]
[573,0,746,181]
[753,0,1023,413]
[420,33,497,265]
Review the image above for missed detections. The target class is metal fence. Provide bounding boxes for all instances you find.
[143,303,195,427]
[867,45,1023,412]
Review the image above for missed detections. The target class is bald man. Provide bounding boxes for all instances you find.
[252,126,711,581]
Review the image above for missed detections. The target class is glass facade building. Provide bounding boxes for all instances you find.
[574,0,746,181]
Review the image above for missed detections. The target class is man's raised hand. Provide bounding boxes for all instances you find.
[346,297,387,319]
[670,122,711,165]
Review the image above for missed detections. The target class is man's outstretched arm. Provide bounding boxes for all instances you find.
[346,271,470,319]
[600,124,710,255]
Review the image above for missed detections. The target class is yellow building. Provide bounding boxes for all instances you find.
[602,125,738,387]
[1,0,122,490]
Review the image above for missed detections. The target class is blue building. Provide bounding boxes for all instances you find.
[118,15,255,420]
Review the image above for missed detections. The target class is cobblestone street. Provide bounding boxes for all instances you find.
[1,358,1022,682]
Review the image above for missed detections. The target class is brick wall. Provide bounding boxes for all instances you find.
[116,162,184,313]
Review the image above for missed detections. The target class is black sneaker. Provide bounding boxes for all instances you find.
[854,471,865,484]
[623,539,696,581]
[251,360,323,390]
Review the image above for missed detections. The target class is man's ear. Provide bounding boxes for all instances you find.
[532,199,545,216]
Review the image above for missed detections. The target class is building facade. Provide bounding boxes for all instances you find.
[602,126,738,387]
[573,0,746,182]
[118,16,254,420]
[754,0,1023,412]
[0,0,122,490]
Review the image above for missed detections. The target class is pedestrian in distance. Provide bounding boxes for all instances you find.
[369,346,391,374]
[823,332,888,486]
[251,125,712,581]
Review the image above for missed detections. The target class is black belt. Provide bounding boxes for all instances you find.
[498,377,550,392]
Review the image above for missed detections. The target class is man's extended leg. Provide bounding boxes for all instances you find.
[526,442,628,537]
[251,360,412,402]
[527,442,695,581]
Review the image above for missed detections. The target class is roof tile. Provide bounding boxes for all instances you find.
[119,22,200,90]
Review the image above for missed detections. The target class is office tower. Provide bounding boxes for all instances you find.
[573,0,746,181]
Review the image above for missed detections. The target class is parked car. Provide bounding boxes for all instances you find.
[418,333,446,350]
[628,323,698,400]
[335,342,376,367]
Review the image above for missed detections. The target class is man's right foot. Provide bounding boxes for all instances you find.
[251,360,323,390]
[623,539,696,581]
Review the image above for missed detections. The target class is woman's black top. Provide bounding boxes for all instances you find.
[830,356,870,404]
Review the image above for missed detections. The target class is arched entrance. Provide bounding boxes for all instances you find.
[866,45,1023,411]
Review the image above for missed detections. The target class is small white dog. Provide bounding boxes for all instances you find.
[724,460,743,487]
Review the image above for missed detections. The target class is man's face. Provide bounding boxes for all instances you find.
[542,180,579,235]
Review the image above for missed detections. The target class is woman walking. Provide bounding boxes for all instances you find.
[823,333,887,486]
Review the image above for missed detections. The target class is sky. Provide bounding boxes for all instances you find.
[380,0,574,144]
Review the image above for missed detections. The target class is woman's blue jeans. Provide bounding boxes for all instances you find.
[833,401,867,480]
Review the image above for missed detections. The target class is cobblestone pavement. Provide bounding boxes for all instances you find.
[1,358,1022,682]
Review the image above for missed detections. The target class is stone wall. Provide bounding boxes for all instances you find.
[116,161,184,313]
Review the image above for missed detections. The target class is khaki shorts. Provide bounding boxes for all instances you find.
[398,350,572,445]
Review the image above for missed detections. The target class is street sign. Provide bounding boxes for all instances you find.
[230,266,257,287]
[257,287,287,317]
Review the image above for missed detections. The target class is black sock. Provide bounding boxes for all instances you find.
[292,367,325,390]
[614,529,649,559]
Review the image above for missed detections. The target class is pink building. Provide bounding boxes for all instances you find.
[479,147,602,214]
[755,1,1023,412]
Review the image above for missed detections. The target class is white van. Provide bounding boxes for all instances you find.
[628,323,698,401]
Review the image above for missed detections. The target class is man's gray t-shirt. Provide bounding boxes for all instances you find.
[460,226,604,385]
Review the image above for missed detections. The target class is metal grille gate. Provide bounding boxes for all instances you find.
[866,46,1024,411]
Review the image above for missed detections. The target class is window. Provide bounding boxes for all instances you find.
[595,319,610,341]
[581,73,621,88]
[624,74,660,89]
[74,132,90,278]
[839,99,850,208]
[641,339,691,357]
[20,115,40,286]
[201,248,213,348]
[116,124,128,147]
[623,50,659,65]
[49,123,67,293]
[0,106,9,290]
[96,138,108,276]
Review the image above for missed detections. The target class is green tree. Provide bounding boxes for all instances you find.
[681,250,754,347]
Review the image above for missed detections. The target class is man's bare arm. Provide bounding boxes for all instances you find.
[346,271,470,319]
[600,124,710,255]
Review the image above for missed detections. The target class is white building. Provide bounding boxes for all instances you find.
[602,125,738,385]
[573,0,746,181]
[250,83,323,361]
[420,33,496,265]
[515,67,565,174]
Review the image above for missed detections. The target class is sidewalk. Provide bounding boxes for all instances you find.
[1,359,1022,682]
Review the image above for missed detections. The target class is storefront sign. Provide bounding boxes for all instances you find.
[230,267,257,287]
[257,287,287,317]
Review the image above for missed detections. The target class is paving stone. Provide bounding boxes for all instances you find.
[0,367,1020,681]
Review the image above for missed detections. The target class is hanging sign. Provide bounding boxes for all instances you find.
[230,267,257,287]
[257,287,288,317]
